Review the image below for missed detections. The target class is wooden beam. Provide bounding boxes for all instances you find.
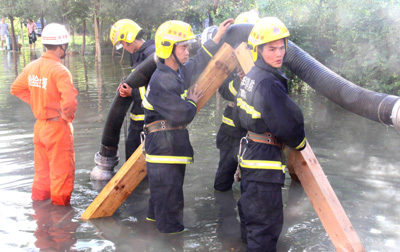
[81,144,146,220]
[234,43,365,251]
[233,42,253,73]
[287,143,365,252]
[82,43,238,220]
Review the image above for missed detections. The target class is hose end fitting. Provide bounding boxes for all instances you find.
[90,152,120,181]
[391,99,400,133]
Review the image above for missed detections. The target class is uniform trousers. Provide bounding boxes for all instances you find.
[32,119,75,206]
[125,119,144,160]
[214,133,241,191]
[238,179,283,252]
[146,162,186,233]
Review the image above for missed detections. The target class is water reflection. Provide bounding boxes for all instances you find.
[213,190,242,251]
[32,200,78,251]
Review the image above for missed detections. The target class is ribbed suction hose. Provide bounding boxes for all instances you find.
[92,23,400,180]
[90,54,157,180]
[203,24,400,131]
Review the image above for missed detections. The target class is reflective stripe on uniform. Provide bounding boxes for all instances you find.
[188,100,197,107]
[144,90,192,110]
[240,159,285,173]
[145,154,193,164]
[237,98,261,119]
[222,115,235,127]
[228,80,237,96]
[139,86,146,100]
[295,137,307,150]
[202,45,213,58]
[130,113,145,121]
[180,90,188,99]
[142,95,154,110]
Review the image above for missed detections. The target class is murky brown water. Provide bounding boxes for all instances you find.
[1,48,399,252]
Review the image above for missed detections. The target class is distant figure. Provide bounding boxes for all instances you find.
[27,18,37,50]
[0,17,9,50]
[10,23,77,206]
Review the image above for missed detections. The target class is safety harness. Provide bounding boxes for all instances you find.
[246,131,283,149]
[140,120,187,155]
[143,120,187,134]
[234,131,283,182]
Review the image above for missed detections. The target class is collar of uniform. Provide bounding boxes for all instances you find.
[42,51,62,62]
[137,39,154,53]
[157,60,180,77]
[255,57,288,82]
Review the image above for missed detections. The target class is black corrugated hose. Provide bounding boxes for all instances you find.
[98,24,400,159]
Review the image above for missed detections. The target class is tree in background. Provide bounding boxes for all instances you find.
[66,0,91,54]
[2,0,400,95]
[259,0,400,95]
[0,0,25,51]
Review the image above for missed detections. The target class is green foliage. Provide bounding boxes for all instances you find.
[2,0,400,94]
[259,0,400,94]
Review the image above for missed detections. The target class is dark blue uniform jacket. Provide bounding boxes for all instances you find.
[129,40,155,129]
[143,39,220,164]
[234,57,306,184]
[217,71,247,148]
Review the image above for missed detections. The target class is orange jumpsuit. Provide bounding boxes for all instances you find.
[10,52,78,206]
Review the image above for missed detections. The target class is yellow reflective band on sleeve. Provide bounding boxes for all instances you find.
[202,45,213,58]
[130,113,145,121]
[131,68,135,72]
[240,159,285,173]
[181,90,188,100]
[295,137,306,150]
[229,80,237,96]
[145,154,193,164]
[222,115,235,127]
[188,100,197,107]
[139,86,146,100]
[237,98,261,119]
[142,96,154,110]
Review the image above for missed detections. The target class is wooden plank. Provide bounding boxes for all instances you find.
[82,43,238,220]
[192,44,239,112]
[233,42,254,73]
[234,44,365,251]
[287,143,365,252]
[81,144,146,220]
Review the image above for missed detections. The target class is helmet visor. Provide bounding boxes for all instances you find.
[115,41,123,50]
[176,39,197,46]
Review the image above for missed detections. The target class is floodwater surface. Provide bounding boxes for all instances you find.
[0,49,399,252]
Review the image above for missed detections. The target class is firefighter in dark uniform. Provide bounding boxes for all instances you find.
[213,12,260,192]
[214,69,246,191]
[233,17,307,252]
[109,19,155,160]
[142,18,234,234]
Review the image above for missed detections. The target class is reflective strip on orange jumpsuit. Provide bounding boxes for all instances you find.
[10,51,78,206]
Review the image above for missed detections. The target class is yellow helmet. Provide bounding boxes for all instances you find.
[234,10,260,24]
[155,20,196,59]
[110,19,142,50]
[248,17,290,62]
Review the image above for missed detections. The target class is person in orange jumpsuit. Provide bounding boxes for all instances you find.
[10,23,78,206]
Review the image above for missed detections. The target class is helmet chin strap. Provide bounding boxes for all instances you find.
[59,44,68,59]
[172,46,183,68]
